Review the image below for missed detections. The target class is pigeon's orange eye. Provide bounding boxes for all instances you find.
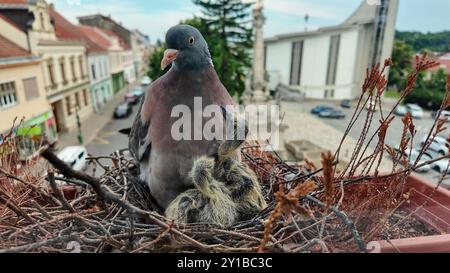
[188,36,195,45]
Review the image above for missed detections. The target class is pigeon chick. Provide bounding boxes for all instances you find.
[129,25,237,209]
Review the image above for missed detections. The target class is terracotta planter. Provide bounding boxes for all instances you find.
[367,174,450,253]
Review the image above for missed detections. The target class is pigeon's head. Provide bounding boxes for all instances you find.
[161,24,212,71]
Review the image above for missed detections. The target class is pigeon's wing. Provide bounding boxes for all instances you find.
[129,95,151,164]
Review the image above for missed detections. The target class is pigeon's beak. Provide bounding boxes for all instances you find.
[161,49,179,70]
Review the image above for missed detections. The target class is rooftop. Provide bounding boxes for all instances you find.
[77,25,109,54]
[0,0,28,7]
[0,13,23,32]
[49,6,85,43]
[97,27,130,50]
[265,0,378,43]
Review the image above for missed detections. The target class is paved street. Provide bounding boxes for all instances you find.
[83,100,139,176]
[86,105,137,157]
[282,100,449,185]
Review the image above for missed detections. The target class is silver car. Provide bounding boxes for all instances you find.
[393,148,431,173]
[420,135,449,155]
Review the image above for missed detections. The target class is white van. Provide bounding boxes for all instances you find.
[57,146,88,172]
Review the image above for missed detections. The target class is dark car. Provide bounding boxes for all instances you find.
[319,109,346,119]
[311,105,334,115]
[114,102,132,119]
[340,99,351,108]
[124,93,139,105]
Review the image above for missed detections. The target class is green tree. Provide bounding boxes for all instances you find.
[388,40,414,89]
[396,30,450,53]
[147,39,167,81]
[405,69,449,110]
[193,0,254,97]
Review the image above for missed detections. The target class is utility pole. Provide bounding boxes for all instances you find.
[305,13,309,32]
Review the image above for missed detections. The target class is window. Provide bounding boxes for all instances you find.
[66,97,72,116]
[23,77,39,101]
[325,34,341,98]
[83,89,89,106]
[70,57,77,82]
[75,92,80,109]
[91,64,96,80]
[101,61,105,77]
[60,58,67,84]
[79,56,85,78]
[47,60,56,87]
[290,41,304,85]
[0,81,18,108]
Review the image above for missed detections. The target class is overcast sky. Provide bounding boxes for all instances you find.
[48,0,449,43]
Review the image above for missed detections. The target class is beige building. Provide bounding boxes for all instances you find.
[0,0,92,133]
[0,30,57,157]
[94,27,131,93]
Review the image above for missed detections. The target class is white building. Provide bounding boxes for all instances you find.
[265,0,399,100]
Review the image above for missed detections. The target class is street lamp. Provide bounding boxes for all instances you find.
[305,13,309,32]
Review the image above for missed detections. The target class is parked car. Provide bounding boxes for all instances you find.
[57,146,87,172]
[114,102,133,119]
[311,105,334,115]
[132,86,145,98]
[394,105,407,116]
[319,109,346,119]
[141,76,152,86]
[406,104,424,119]
[393,148,431,173]
[340,99,351,108]
[420,135,449,155]
[425,150,450,174]
[124,93,139,105]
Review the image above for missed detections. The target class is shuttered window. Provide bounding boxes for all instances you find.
[290,41,304,85]
[23,77,39,101]
[0,81,18,108]
[325,34,341,98]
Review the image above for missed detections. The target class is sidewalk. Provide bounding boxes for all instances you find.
[57,80,139,149]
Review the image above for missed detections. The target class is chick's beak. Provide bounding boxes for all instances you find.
[161,49,179,70]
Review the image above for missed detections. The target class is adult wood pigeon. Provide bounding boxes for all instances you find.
[129,25,237,209]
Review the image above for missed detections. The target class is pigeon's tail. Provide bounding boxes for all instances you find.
[119,128,132,135]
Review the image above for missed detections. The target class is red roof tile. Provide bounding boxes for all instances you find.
[96,28,130,50]
[77,25,111,53]
[0,0,27,5]
[0,34,31,59]
[49,7,85,42]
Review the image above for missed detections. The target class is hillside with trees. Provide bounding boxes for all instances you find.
[395,30,450,53]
